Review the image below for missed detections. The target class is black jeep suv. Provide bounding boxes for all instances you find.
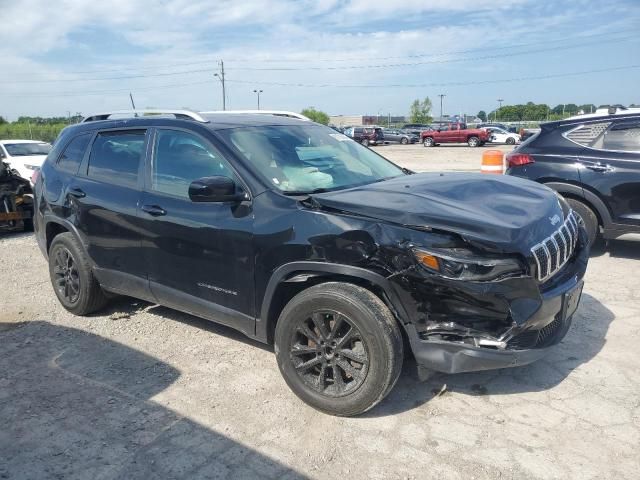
[34,110,588,416]
[506,108,640,246]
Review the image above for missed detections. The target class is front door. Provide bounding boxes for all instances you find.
[139,128,255,336]
[577,119,640,227]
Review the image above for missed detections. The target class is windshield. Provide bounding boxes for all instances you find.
[4,142,51,156]
[218,124,405,193]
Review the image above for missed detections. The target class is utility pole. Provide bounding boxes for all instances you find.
[438,94,446,121]
[496,98,504,121]
[253,89,263,109]
[214,61,226,110]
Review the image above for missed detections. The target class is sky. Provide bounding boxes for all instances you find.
[0,0,639,121]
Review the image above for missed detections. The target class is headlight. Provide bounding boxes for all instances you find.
[413,247,525,281]
[24,164,38,170]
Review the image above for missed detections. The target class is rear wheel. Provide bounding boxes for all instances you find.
[361,138,370,147]
[566,198,599,247]
[48,233,108,315]
[400,137,409,145]
[274,282,403,416]
[468,136,480,147]
[423,137,434,147]
[506,137,516,145]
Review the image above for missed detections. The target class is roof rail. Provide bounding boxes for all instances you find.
[81,109,209,123]
[200,110,311,121]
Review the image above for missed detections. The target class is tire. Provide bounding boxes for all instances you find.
[274,282,403,417]
[48,232,108,315]
[361,138,369,147]
[468,136,480,147]
[506,137,516,145]
[565,198,599,247]
[400,137,409,145]
[423,137,434,147]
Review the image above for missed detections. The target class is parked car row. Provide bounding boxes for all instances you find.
[0,139,50,182]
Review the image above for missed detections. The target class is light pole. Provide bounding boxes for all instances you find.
[253,89,263,110]
[496,98,504,122]
[438,94,446,121]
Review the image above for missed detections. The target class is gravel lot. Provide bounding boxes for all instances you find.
[1,145,639,479]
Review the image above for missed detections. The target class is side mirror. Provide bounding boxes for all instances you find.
[188,176,245,203]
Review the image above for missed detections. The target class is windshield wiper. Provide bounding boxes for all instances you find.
[282,188,331,196]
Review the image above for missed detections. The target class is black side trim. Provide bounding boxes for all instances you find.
[93,268,156,304]
[151,281,256,339]
[257,261,410,342]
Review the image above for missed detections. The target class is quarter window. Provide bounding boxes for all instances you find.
[151,129,236,198]
[88,130,145,186]
[57,133,92,174]
[565,122,611,148]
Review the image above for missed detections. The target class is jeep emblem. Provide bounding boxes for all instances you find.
[549,214,561,226]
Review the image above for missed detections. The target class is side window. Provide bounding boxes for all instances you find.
[565,122,611,148]
[57,133,92,174]
[152,129,236,198]
[602,122,640,152]
[88,130,145,187]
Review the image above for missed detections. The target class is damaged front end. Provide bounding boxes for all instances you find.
[386,224,589,374]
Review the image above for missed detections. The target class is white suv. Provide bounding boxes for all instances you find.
[0,140,52,182]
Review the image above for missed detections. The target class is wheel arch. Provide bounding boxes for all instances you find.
[257,262,410,344]
[543,181,612,229]
[43,216,87,255]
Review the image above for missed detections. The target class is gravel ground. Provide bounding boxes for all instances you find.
[1,145,639,479]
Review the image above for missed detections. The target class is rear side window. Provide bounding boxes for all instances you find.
[57,133,92,174]
[88,130,145,186]
[602,121,640,152]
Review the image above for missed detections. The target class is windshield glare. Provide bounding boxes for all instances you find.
[220,125,405,193]
[4,142,51,156]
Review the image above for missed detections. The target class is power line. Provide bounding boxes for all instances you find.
[223,35,639,71]
[223,64,640,88]
[9,27,637,77]
[2,33,633,86]
[3,64,637,98]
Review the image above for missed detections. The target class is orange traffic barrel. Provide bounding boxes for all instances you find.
[481,150,505,174]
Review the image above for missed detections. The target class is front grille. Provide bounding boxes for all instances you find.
[507,313,565,350]
[537,314,563,346]
[531,210,579,282]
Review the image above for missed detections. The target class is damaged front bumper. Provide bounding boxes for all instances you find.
[396,229,589,374]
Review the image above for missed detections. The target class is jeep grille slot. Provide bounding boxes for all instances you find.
[531,211,579,282]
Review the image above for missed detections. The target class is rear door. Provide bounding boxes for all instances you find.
[576,119,640,227]
[72,128,152,299]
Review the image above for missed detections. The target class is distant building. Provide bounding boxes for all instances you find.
[329,115,406,127]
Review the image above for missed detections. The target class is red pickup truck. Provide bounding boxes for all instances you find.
[421,123,490,147]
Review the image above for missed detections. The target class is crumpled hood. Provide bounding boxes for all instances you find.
[311,172,565,253]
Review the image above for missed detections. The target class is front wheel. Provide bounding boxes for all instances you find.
[361,138,369,147]
[400,137,409,145]
[274,282,403,417]
[468,136,480,147]
[506,137,516,145]
[423,137,434,147]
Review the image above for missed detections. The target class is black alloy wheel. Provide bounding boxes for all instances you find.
[52,246,81,304]
[289,310,369,397]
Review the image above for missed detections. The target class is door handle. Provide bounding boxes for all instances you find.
[141,204,167,216]
[584,163,613,173]
[68,187,86,198]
